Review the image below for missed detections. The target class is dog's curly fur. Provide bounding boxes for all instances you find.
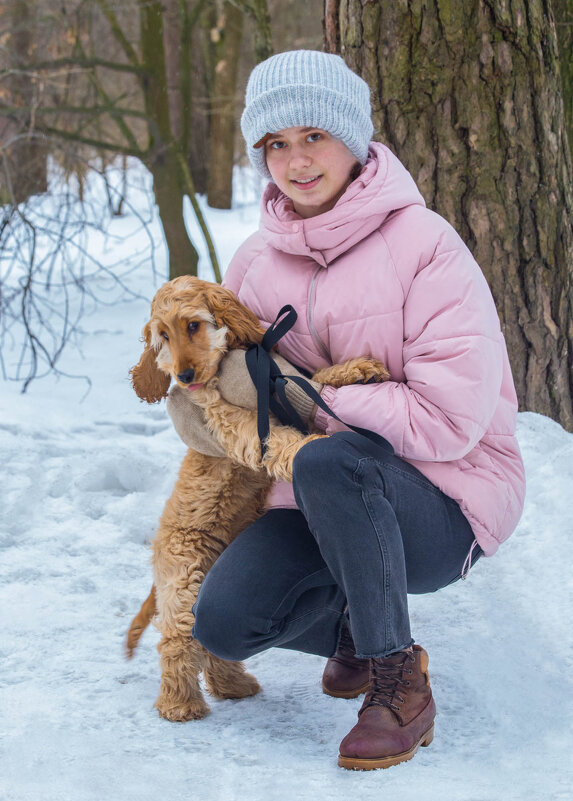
[127,275,389,722]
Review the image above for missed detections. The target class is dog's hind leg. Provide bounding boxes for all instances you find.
[202,652,262,701]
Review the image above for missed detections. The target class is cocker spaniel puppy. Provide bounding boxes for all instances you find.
[127,275,388,722]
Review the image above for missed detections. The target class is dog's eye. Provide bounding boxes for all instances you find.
[187,322,199,336]
[161,331,169,341]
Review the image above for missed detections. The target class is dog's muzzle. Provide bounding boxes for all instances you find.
[177,368,196,384]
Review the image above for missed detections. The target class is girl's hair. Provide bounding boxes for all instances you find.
[349,162,363,183]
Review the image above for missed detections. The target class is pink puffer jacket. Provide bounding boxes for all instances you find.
[223,142,525,556]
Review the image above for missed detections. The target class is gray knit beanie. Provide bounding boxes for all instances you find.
[241,50,374,181]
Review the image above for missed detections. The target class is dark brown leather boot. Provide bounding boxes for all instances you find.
[338,644,436,770]
[322,620,370,699]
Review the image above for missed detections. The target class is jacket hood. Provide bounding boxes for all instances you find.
[259,141,426,266]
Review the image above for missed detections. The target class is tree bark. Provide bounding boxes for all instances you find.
[553,0,573,162]
[331,0,573,431]
[251,0,273,63]
[139,0,199,278]
[149,153,200,280]
[0,0,48,203]
[207,1,243,209]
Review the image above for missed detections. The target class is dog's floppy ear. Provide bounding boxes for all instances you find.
[130,322,171,403]
[205,283,265,349]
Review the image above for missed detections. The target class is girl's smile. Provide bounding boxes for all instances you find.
[291,175,322,190]
[264,127,359,218]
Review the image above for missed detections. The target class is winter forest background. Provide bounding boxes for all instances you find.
[1,2,572,800]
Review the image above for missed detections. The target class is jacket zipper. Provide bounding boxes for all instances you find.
[307,265,331,364]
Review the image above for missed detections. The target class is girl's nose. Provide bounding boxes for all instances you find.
[289,145,311,169]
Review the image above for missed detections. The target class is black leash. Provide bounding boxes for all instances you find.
[244,305,394,458]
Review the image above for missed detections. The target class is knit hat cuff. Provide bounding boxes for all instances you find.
[242,86,372,172]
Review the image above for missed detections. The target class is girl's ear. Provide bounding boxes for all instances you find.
[205,284,265,349]
[130,323,171,403]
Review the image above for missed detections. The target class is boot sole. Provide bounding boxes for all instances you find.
[337,723,434,770]
[322,679,371,699]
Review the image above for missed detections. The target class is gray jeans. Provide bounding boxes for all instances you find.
[193,431,480,660]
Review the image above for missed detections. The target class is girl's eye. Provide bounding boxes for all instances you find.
[269,140,285,150]
[307,132,322,143]
[161,331,169,341]
[187,321,199,336]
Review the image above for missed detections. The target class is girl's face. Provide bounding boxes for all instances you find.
[263,127,359,219]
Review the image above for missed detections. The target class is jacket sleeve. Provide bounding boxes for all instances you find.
[222,232,263,295]
[315,246,504,462]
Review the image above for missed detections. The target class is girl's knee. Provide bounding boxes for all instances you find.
[192,585,251,662]
[293,431,355,480]
[293,430,386,487]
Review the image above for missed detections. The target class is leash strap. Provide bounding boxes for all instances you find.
[245,305,394,459]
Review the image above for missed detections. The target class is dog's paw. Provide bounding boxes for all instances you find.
[353,357,390,384]
[207,671,262,700]
[155,695,210,721]
[263,432,325,482]
[227,671,262,699]
[313,357,389,387]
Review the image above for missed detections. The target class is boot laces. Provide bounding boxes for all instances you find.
[361,649,416,714]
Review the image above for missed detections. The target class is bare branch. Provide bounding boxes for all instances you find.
[36,125,148,159]
[8,57,147,76]
[94,0,142,72]
[175,147,221,283]
[72,29,142,157]
[0,157,161,392]
[0,104,151,121]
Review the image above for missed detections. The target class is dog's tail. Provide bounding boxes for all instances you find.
[125,585,157,659]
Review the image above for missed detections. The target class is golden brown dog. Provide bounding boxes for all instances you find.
[127,275,388,721]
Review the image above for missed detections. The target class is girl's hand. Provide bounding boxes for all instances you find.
[217,349,322,423]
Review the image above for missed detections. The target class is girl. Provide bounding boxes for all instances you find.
[167,50,526,770]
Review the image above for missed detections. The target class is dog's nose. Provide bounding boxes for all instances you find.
[177,368,196,384]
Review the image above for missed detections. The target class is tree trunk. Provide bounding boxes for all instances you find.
[251,0,274,63]
[207,1,244,209]
[150,153,200,279]
[139,0,199,278]
[0,0,47,203]
[554,0,573,161]
[163,0,209,196]
[329,0,573,431]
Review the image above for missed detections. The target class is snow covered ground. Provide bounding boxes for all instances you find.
[1,165,572,801]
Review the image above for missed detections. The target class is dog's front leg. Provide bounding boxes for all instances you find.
[153,560,210,721]
[201,399,326,482]
[155,631,208,721]
[312,356,389,386]
[154,560,262,719]
[262,428,325,482]
[255,357,390,480]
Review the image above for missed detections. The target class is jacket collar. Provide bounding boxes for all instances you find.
[258,142,426,267]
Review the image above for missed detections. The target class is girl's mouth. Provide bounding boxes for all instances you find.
[291,175,321,190]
